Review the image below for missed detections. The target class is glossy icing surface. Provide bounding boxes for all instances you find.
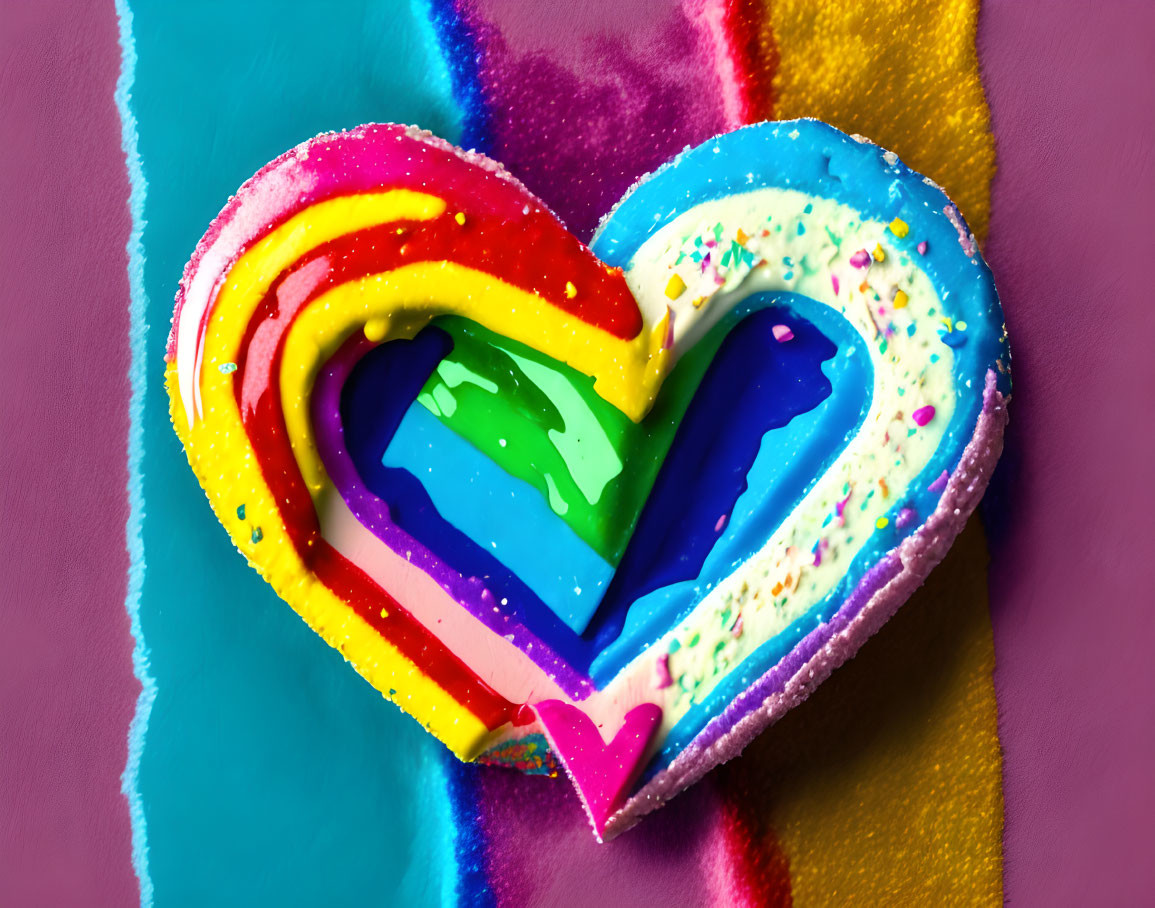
[168,118,1007,837]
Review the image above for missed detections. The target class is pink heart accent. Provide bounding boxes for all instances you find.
[532,700,663,840]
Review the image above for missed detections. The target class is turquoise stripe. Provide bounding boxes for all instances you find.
[118,1,467,904]
[114,1,156,903]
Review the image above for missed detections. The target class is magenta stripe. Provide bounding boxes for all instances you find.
[457,0,746,893]
[476,766,733,908]
[462,0,731,240]
[979,1,1155,902]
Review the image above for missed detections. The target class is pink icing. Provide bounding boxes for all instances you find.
[533,700,664,840]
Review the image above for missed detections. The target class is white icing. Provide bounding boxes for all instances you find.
[610,187,957,739]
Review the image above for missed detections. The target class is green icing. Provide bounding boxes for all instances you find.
[414,316,731,564]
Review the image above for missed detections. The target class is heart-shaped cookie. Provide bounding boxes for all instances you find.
[167,120,1009,839]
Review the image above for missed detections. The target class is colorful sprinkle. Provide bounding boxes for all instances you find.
[654,654,673,689]
[454,212,466,226]
[832,274,840,295]
[565,281,577,299]
[872,243,886,262]
[218,362,237,374]
[849,249,872,268]
[875,516,889,529]
[895,507,917,529]
[888,217,909,238]
[893,289,909,309]
[917,240,929,255]
[251,527,263,544]
[928,470,950,494]
[236,504,245,520]
[665,273,686,299]
[772,324,795,343]
[912,405,936,426]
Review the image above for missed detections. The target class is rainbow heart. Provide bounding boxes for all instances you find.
[168,120,1009,839]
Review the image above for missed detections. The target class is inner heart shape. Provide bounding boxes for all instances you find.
[167,120,1009,839]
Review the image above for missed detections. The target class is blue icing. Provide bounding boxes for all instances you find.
[591,120,1007,776]
[120,1,466,903]
[440,761,497,908]
[384,405,615,634]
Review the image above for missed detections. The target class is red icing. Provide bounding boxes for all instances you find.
[717,779,793,906]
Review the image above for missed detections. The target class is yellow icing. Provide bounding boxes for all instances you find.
[177,190,448,426]
[168,190,491,757]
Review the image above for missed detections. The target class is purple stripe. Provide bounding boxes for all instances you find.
[0,3,138,904]
[979,1,1155,902]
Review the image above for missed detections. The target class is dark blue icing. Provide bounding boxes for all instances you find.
[584,305,840,652]
[588,295,872,684]
[423,0,492,154]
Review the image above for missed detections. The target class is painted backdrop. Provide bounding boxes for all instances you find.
[1,1,1153,906]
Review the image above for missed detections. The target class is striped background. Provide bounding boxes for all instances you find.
[2,1,1153,904]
